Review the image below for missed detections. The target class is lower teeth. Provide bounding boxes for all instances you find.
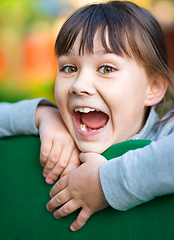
[80,123,105,132]
[80,123,87,132]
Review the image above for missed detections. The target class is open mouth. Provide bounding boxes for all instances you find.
[72,107,109,133]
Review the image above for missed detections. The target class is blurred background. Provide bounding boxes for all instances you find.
[0,0,174,104]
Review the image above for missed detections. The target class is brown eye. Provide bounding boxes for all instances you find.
[99,66,114,74]
[62,66,77,73]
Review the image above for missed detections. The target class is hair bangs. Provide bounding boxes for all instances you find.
[102,3,134,58]
[54,2,137,58]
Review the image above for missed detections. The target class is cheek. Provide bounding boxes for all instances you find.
[54,81,72,125]
[103,85,144,121]
[55,80,68,107]
[54,89,62,109]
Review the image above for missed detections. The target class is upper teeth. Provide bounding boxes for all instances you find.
[75,107,98,113]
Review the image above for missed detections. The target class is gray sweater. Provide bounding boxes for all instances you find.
[0,98,53,137]
[100,106,174,211]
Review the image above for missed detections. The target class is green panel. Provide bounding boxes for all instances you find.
[0,135,173,239]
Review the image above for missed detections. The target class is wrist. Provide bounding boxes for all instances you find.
[35,105,46,129]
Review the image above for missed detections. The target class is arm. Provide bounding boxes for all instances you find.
[100,131,174,210]
[47,131,174,231]
[0,98,53,137]
[0,98,80,181]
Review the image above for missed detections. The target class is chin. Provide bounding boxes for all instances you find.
[77,143,107,154]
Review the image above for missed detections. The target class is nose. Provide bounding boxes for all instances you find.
[70,71,96,96]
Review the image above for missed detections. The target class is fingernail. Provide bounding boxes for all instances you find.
[46,178,54,184]
[70,225,76,231]
[54,212,59,219]
[46,204,50,211]
[43,173,48,178]
[49,191,53,198]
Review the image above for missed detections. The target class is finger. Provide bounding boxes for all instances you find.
[47,186,71,212]
[44,143,62,180]
[70,208,92,231]
[49,145,73,175]
[45,145,74,184]
[40,137,53,167]
[61,148,80,178]
[50,175,68,198]
[79,152,91,163]
[53,199,80,219]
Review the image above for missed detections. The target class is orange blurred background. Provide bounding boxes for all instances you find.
[0,0,174,103]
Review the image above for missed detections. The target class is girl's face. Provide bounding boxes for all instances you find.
[55,32,151,153]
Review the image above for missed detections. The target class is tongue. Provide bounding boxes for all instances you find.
[81,111,108,129]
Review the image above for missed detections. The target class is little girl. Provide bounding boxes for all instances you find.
[47,1,174,231]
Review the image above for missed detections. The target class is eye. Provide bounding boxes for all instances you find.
[99,65,115,74]
[61,65,77,73]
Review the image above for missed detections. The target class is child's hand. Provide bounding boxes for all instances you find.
[46,152,109,231]
[35,105,80,184]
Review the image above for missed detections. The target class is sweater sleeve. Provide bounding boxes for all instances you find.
[0,98,56,137]
[99,131,174,211]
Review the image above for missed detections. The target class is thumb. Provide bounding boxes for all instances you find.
[80,152,107,164]
[79,152,89,163]
[79,152,98,163]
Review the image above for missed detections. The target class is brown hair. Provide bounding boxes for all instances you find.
[55,1,174,121]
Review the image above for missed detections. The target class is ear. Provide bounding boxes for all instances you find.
[145,76,168,106]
